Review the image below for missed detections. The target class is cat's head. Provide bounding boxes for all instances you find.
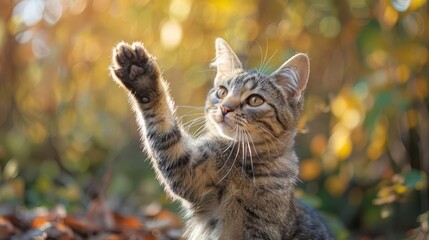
[205,38,309,144]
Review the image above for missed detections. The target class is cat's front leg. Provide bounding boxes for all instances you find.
[110,42,214,203]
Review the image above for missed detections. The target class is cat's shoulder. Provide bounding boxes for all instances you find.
[292,200,334,240]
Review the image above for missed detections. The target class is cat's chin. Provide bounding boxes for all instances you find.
[216,123,236,140]
[213,122,237,140]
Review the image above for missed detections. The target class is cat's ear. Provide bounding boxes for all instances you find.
[271,53,310,102]
[212,38,242,82]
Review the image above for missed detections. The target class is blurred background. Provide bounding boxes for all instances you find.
[1,0,428,239]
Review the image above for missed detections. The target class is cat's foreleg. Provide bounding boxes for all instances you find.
[110,42,208,202]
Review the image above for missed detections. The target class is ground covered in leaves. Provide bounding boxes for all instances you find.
[0,199,183,240]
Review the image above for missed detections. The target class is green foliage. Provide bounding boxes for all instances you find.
[1,0,428,238]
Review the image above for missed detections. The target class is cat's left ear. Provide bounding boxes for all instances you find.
[271,53,310,102]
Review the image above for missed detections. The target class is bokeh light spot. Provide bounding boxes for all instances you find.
[13,0,45,27]
[44,0,62,25]
[396,65,410,83]
[391,0,411,12]
[310,134,327,156]
[319,16,341,38]
[329,125,352,159]
[325,175,347,196]
[32,31,50,58]
[161,20,183,50]
[4,159,19,180]
[69,0,87,15]
[342,109,362,129]
[383,4,399,27]
[169,0,191,22]
[300,158,322,181]
[331,96,347,118]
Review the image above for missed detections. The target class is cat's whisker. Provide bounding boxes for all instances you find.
[218,128,241,183]
[218,127,239,174]
[223,137,236,153]
[180,112,206,118]
[261,49,278,75]
[177,105,205,110]
[192,123,208,138]
[240,128,246,177]
[190,123,207,136]
[183,121,206,134]
[243,128,261,161]
[180,116,206,128]
[243,129,255,184]
[177,108,205,120]
[182,116,206,129]
[259,38,269,74]
[179,111,205,118]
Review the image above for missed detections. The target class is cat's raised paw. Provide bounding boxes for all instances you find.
[110,42,161,103]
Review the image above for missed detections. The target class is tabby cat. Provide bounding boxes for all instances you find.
[109,38,333,240]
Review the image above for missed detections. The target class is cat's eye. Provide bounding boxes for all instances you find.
[216,86,228,99]
[247,94,264,107]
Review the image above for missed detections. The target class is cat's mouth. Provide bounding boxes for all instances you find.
[210,111,237,139]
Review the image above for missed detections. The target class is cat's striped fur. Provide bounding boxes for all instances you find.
[110,38,333,240]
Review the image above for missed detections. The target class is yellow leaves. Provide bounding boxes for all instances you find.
[329,125,352,160]
[331,95,348,118]
[342,109,362,130]
[373,184,403,206]
[374,171,428,206]
[331,92,364,130]
[327,91,365,160]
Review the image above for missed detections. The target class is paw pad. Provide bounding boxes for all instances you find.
[110,42,161,102]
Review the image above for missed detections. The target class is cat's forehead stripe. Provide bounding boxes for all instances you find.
[230,74,258,95]
[233,72,260,88]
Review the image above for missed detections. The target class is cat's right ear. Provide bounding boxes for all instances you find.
[212,38,242,83]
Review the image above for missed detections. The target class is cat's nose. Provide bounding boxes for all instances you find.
[220,105,233,115]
